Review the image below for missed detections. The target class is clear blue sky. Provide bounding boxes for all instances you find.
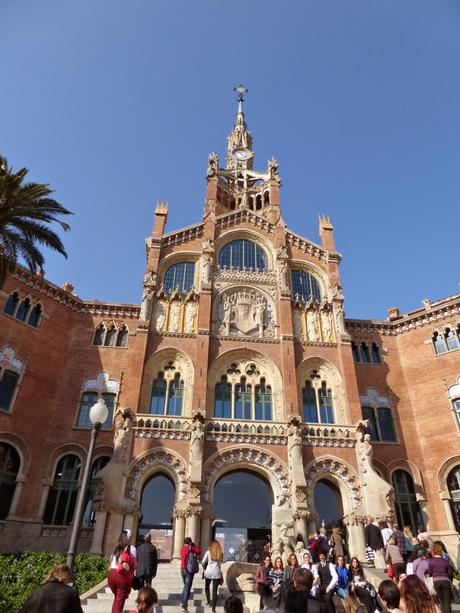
[1,0,459,319]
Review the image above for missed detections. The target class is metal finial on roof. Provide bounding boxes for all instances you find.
[234,84,248,102]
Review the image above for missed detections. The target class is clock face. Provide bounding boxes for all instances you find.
[234,150,248,161]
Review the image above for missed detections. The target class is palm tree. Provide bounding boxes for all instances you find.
[0,155,72,288]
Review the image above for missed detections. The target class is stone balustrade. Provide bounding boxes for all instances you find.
[133,414,357,447]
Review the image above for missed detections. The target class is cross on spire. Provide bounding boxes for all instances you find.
[234,84,248,102]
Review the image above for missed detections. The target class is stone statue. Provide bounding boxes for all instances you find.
[320,310,332,342]
[276,521,294,559]
[295,540,306,565]
[202,253,213,286]
[140,288,154,321]
[268,158,281,183]
[154,302,166,332]
[184,302,197,333]
[189,412,205,483]
[222,295,234,335]
[207,152,219,177]
[278,259,289,292]
[306,310,319,341]
[112,408,134,464]
[287,417,307,488]
[253,299,265,337]
[169,302,181,332]
[143,271,157,288]
[293,310,303,339]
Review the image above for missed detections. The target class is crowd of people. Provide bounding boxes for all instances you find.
[18,524,458,613]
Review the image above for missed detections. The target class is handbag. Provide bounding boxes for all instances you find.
[424,576,436,596]
[132,575,143,590]
[387,563,394,578]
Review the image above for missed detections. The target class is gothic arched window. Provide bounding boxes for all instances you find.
[447,465,460,532]
[214,377,232,419]
[164,262,195,293]
[82,455,111,527]
[351,342,360,363]
[392,469,423,533]
[44,455,81,525]
[291,270,321,303]
[0,443,20,520]
[301,377,335,424]
[235,377,252,420]
[445,328,459,352]
[3,292,20,317]
[150,373,167,415]
[116,325,129,347]
[15,298,31,322]
[93,324,105,346]
[302,381,318,423]
[360,342,370,363]
[361,405,397,442]
[0,370,20,412]
[76,392,115,429]
[167,373,184,416]
[371,343,381,363]
[255,379,272,420]
[27,304,42,327]
[104,325,117,347]
[433,331,447,355]
[218,239,267,271]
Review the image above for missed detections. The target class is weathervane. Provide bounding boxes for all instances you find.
[234,84,248,102]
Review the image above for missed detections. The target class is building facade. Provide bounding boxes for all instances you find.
[0,97,459,562]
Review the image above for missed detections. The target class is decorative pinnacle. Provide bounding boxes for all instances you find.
[234,84,248,102]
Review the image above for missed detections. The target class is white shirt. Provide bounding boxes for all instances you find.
[110,545,137,569]
[381,527,393,547]
[202,550,223,580]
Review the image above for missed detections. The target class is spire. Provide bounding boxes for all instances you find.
[227,84,253,168]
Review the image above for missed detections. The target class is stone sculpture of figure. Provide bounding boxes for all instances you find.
[320,310,332,342]
[169,302,181,332]
[295,540,306,565]
[306,310,319,341]
[112,408,134,464]
[277,244,288,259]
[278,259,289,292]
[143,271,157,288]
[253,299,265,337]
[268,158,281,183]
[140,288,154,321]
[222,295,233,335]
[189,412,205,483]
[293,310,303,339]
[288,416,307,488]
[207,152,219,177]
[202,253,213,286]
[276,521,294,556]
[154,302,166,332]
[184,302,197,333]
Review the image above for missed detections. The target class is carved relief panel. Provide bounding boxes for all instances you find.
[292,303,335,343]
[214,287,277,338]
[153,298,198,334]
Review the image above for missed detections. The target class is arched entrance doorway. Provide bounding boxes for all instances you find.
[213,470,273,562]
[140,474,175,559]
[314,479,344,529]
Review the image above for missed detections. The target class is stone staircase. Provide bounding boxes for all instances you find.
[82,562,229,613]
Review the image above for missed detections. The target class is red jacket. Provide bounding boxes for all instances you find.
[180,544,201,570]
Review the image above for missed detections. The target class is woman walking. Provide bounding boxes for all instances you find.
[255,552,272,610]
[108,531,137,613]
[428,543,453,613]
[385,537,405,581]
[329,527,344,563]
[202,540,224,613]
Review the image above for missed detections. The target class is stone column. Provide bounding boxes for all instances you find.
[440,491,457,532]
[416,494,430,530]
[294,512,308,545]
[346,516,366,559]
[7,475,26,517]
[89,509,108,556]
[187,512,200,544]
[123,513,135,534]
[37,480,52,520]
[200,513,212,549]
[173,515,186,560]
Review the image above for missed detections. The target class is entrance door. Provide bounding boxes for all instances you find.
[213,470,273,562]
[314,479,344,529]
[140,474,175,560]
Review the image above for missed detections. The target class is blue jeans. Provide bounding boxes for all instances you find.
[181,569,194,610]
[337,587,350,598]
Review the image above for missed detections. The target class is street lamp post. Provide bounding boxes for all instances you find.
[66,398,109,572]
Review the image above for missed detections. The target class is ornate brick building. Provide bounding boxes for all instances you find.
[0,95,459,562]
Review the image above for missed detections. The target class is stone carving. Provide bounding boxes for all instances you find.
[320,310,333,342]
[83,371,119,394]
[293,310,303,339]
[154,302,167,332]
[93,408,137,514]
[126,448,189,501]
[306,309,319,341]
[268,158,281,183]
[140,287,154,322]
[189,411,205,483]
[275,520,295,560]
[216,289,276,338]
[287,416,307,488]
[355,421,394,521]
[0,346,25,373]
[144,271,157,288]
[305,457,362,510]
[203,447,290,506]
[169,302,181,332]
[201,239,215,288]
[207,152,219,177]
[184,301,197,333]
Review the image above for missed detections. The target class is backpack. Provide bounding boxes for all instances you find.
[117,545,135,575]
[186,545,199,574]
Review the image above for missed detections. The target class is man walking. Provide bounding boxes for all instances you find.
[364,516,385,570]
[136,533,158,587]
[180,536,201,613]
